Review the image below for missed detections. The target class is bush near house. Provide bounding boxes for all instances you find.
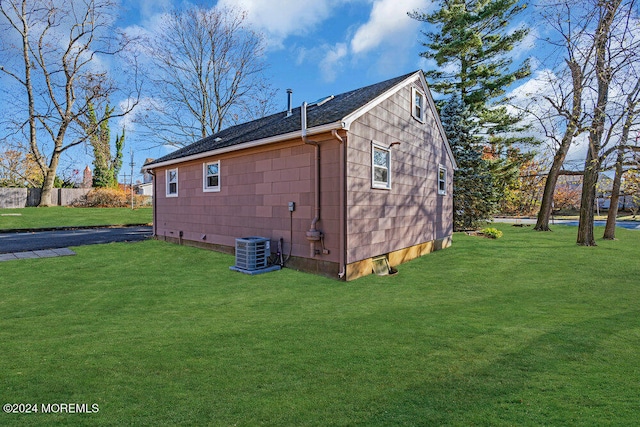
[480,227,503,239]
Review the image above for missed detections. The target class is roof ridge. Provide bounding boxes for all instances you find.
[146,70,422,167]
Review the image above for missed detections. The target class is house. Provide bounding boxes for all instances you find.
[136,158,155,196]
[143,70,456,280]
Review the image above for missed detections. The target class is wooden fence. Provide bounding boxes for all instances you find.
[0,188,91,208]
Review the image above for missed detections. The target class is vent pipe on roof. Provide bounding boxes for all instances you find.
[286,89,293,117]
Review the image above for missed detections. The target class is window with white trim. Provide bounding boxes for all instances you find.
[438,165,447,195]
[372,142,391,189]
[412,87,426,123]
[166,168,178,197]
[203,161,220,192]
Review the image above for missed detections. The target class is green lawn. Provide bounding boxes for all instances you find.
[0,206,152,230]
[1,224,639,426]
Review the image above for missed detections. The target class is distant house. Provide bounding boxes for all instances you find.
[136,159,154,196]
[143,70,456,280]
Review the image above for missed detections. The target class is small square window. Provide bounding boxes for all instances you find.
[412,87,426,123]
[438,165,447,195]
[166,168,178,197]
[372,142,391,189]
[203,161,220,192]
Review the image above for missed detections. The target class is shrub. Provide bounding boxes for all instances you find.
[71,188,151,208]
[74,188,127,207]
[481,227,503,239]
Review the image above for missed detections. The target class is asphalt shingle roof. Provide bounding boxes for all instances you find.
[146,71,417,166]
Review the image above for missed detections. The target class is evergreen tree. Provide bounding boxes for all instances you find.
[410,0,536,203]
[85,103,125,188]
[441,95,496,230]
[410,0,530,116]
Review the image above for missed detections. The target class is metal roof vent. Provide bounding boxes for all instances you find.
[230,237,281,275]
[286,89,293,117]
[308,95,334,107]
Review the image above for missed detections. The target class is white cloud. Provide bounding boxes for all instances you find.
[294,46,309,66]
[216,0,347,48]
[350,0,425,54]
[507,69,590,163]
[509,22,539,60]
[116,96,164,133]
[313,0,432,81]
[521,26,539,52]
[509,69,556,101]
[319,43,348,82]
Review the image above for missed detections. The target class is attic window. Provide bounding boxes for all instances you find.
[166,168,178,197]
[372,141,391,189]
[412,87,426,123]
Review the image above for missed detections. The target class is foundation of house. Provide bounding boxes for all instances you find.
[344,236,452,281]
[155,234,452,281]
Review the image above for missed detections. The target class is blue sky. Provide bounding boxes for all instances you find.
[113,0,446,178]
[121,0,438,110]
[1,0,544,182]
[114,0,540,179]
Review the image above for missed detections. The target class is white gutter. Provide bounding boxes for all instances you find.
[143,121,344,171]
[331,130,346,280]
[301,102,322,258]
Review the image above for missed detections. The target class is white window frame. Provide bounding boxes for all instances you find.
[412,87,426,123]
[166,168,178,197]
[203,160,221,192]
[438,164,447,195]
[371,141,391,190]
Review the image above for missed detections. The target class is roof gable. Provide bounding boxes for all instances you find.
[146,71,456,169]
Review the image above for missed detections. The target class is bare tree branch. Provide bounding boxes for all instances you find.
[0,0,141,206]
[134,5,277,148]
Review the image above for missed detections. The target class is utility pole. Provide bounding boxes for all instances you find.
[130,148,135,210]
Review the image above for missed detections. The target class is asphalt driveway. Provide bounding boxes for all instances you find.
[0,226,153,254]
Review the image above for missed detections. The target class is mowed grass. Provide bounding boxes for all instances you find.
[0,224,639,426]
[0,206,152,230]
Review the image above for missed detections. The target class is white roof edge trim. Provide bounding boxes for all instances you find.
[341,70,457,171]
[341,71,422,131]
[418,72,458,170]
[143,121,343,171]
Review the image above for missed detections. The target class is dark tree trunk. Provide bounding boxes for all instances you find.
[577,151,600,246]
[603,146,625,240]
[38,154,61,207]
[535,59,583,232]
[577,0,620,246]
[535,145,569,231]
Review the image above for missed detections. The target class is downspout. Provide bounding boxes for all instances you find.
[332,130,346,279]
[149,169,157,237]
[301,102,322,258]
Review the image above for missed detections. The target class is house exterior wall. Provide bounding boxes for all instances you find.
[151,75,453,280]
[345,78,454,273]
[153,136,343,275]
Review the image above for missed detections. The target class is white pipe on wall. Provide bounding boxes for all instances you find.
[332,130,346,279]
[301,102,321,258]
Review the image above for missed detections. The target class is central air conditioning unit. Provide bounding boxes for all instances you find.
[230,236,281,275]
[235,236,270,270]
